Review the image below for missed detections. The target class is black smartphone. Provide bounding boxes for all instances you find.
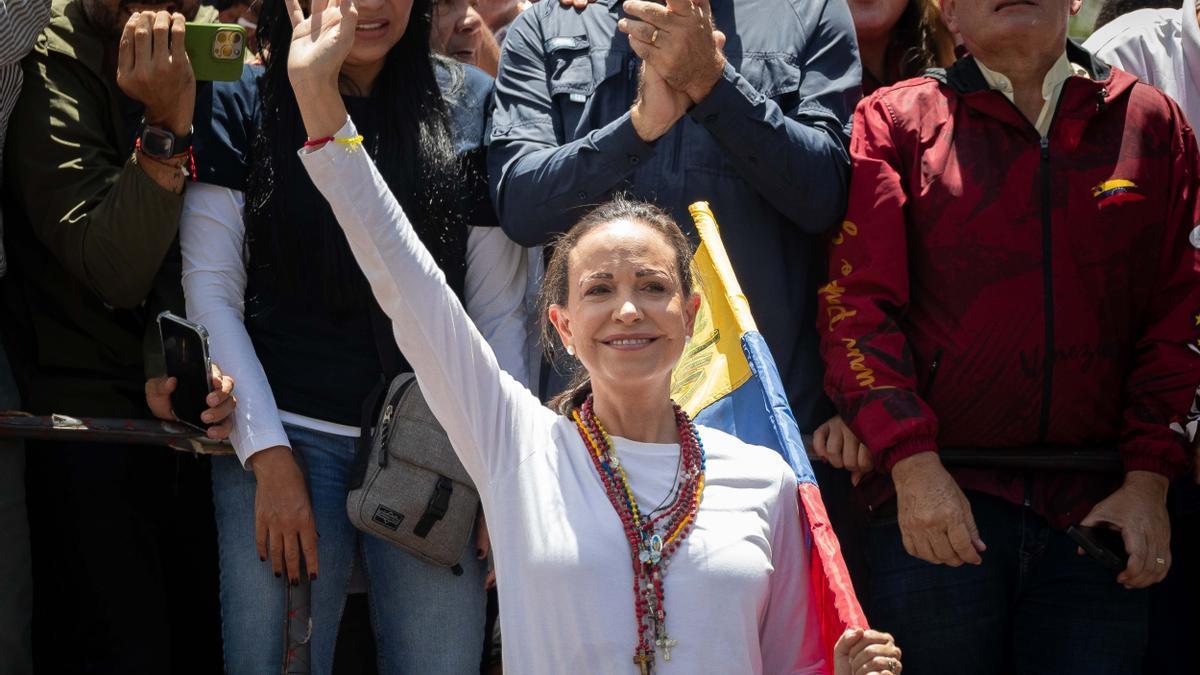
[156,311,213,430]
[1066,524,1129,573]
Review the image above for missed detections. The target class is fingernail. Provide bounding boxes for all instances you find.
[260,555,266,562]
[274,571,281,578]
[477,548,484,558]
[202,412,213,422]
[290,578,300,587]
[208,394,219,406]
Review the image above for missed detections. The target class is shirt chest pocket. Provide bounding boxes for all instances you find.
[544,37,630,140]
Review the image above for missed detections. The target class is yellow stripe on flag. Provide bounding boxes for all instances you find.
[670,203,755,418]
[1091,179,1137,197]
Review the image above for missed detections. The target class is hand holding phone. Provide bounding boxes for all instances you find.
[157,311,215,430]
[1067,524,1129,573]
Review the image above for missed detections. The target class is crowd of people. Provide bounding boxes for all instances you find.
[0,0,1197,672]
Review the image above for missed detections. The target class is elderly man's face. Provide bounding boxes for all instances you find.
[83,0,203,38]
[941,0,1081,55]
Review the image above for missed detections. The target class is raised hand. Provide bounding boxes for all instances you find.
[284,0,358,86]
[117,11,195,136]
[283,0,357,139]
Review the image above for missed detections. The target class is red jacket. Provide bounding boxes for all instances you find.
[819,45,1200,527]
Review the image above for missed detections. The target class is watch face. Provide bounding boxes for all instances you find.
[141,126,175,159]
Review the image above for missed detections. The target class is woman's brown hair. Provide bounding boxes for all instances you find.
[539,197,696,415]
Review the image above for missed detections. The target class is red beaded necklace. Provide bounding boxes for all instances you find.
[571,395,706,674]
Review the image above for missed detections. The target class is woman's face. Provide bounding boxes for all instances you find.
[549,220,700,396]
[431,0,484,66]
[343,0,415,69]
[848,0,909,44]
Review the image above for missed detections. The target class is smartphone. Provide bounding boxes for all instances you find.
[1066,524,1129,573]
[184,23,247,81]
[157,311,214,430]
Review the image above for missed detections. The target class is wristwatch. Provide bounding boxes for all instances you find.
[138,120,192,162]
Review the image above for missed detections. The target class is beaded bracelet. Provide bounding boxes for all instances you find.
[302,134,364,149]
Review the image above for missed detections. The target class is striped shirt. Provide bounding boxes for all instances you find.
[0,0,51,277]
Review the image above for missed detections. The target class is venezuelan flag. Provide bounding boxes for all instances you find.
[671,203,867,668]
[1092,179,1145,208]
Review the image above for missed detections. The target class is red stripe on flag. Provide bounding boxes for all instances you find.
[798,482,869,667]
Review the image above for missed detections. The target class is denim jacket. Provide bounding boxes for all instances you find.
[488,0,861,429]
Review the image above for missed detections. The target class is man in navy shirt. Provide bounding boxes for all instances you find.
[488,0,861,433]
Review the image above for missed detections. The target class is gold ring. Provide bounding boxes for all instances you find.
[650,28,659,45]
[888,658,902,672]
[1155,557,1166,565]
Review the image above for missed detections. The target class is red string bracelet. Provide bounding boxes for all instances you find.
[303,136,334,148]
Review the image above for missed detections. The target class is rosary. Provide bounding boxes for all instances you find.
[572,396,706,674]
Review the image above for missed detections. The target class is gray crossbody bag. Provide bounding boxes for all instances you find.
[346,307,478,573]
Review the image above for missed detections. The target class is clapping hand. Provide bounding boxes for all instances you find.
[619,0,726,103]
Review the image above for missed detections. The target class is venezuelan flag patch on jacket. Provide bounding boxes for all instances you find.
[1092,179,1145,208]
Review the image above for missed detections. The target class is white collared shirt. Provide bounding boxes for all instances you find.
[976,51,1092,137]
[1085,0,1200,128]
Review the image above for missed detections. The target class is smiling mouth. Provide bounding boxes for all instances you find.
[994,0,1036,10]
[357,20,388,31]
[601,336,659,349]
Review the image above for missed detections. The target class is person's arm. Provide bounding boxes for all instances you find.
[180,183,293,466]
[818,94,983,568]
[759,468,826,674]
[487,8,656,247]
[684,0,859,233]
[1116,105,1200,479]
[817,95,936,468]
[6,14,192,308]
[0,0,50,66]
[464,225,530,387]
[301,121,549,484]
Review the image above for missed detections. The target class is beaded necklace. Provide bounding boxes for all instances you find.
[571,395,706,674]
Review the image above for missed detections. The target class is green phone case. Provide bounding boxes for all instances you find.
[184,23,247,82]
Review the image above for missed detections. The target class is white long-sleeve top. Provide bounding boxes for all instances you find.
[1084,0,1200,128]
[297,118,826,674]
[180,182,530,465]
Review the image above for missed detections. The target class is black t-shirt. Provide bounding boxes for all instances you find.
[191,62,495,426]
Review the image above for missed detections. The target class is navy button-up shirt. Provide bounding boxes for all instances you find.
[488,0,861,430]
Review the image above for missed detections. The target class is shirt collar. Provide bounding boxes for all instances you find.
[975,51,1084,100]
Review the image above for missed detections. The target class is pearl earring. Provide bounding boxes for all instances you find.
[566,345,575,356]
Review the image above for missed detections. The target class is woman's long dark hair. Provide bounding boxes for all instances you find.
[247,0,469,312]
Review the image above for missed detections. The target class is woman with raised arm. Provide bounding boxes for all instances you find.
[179,0,526,669]
[282,0,904,672]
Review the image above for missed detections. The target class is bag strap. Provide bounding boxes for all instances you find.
[413,475,454,538]
[356,301,405,463]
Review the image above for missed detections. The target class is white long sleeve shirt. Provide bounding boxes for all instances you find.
[296,119,826,674]
[180,182,530,465]
[1085,0,1200,127]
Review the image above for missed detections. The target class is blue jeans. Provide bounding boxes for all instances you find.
[212,424,486,674]
[865,491,1147,674]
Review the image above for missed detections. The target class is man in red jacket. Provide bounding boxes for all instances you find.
[819,0,1200,671]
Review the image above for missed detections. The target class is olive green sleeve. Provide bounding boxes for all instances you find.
[7,46,183,309]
